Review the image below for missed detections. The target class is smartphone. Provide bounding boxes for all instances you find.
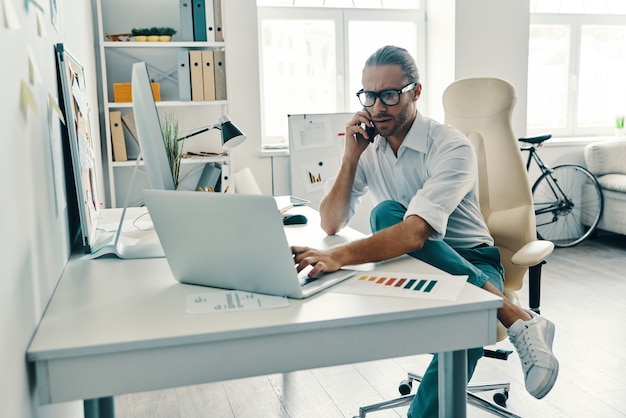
[365,124,377,142]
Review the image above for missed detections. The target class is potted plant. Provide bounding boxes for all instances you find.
[161,112,183,188]
[130,27,149,42]
[616,115,625,137]
[158,27,177,42]
[147,27,160,42]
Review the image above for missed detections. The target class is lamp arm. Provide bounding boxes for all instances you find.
[176,125,220,142]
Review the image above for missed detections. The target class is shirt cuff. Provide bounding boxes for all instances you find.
[404,195,449,240]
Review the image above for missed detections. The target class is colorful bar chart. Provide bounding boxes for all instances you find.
[333,271,468,301]
[358,275,439,294]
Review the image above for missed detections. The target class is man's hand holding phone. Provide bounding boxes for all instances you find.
[348,110,377,143]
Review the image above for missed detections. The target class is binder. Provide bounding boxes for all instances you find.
[201,50,216,101]
[192,0,207,42]
[189,50,204,101]
[121,112,139,144]
[179,0,194,41]
[204,0,216,42]
[109,111,128,162]
[220,161,231,192]
[213,49,227,101]
[213,0,223,42]
[196,163,221,191]
[177,50,191,101]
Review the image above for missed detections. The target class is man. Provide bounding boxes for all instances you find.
[291,45,558,417]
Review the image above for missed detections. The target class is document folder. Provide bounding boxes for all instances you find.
[189,50,204,101]
[177,50,192,101]
[213,49,227,100]
[109,111,128,161]
[192,0,207,41]
[202,50,216,101]
[179,0,194,41]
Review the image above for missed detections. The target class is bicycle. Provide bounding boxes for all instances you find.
[519,134,604,248]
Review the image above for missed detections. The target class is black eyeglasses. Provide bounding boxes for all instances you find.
[356,82,417,108]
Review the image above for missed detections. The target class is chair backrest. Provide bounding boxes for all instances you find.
[443,78,536,294]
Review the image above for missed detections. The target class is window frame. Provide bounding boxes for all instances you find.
[257,6,425,148]
[529,12,626,137]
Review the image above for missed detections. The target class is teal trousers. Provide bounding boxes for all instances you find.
[369,200,505,418]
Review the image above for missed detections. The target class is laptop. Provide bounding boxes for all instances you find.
[142,189,356,299]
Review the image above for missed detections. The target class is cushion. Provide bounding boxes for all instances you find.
[597,174,626,193]
[584,140,626,176]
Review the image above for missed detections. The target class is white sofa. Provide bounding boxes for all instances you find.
[584,140,626,236]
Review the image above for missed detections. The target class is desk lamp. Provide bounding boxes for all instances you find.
[177,115,247,149]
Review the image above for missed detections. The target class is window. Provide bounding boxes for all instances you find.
[528,1,626,137]
[257,2,424,148]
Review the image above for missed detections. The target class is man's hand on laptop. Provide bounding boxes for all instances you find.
[292,246,342,277]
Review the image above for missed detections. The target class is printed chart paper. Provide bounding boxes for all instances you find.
[186,290,290,313]
[333,271,468,301]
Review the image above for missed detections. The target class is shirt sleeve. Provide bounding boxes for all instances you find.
[404,133,477,240]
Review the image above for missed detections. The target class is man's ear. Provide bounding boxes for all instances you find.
[413,83,423,101]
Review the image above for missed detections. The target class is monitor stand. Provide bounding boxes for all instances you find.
[86,153,165,259]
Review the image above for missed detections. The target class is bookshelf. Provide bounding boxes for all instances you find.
[93,0,231,207]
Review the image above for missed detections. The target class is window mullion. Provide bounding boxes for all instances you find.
[567,17,581,136]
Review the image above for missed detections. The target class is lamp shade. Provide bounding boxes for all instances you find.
[218,115,246,149]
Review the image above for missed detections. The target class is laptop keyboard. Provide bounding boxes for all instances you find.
[297,266,320,286]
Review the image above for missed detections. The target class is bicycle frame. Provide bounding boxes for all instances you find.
[521,145,573,219]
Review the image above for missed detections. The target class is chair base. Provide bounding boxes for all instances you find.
[355,372,522,418]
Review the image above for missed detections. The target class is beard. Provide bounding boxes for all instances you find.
[370,104,415,138]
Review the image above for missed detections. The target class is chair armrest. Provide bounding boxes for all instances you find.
[510,240,554,267]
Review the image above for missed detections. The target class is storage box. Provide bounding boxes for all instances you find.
[113,82,160,102]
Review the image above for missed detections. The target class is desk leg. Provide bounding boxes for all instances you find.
[438,350,467,418]
[84,397,115,418]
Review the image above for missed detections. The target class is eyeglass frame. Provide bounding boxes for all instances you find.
[356,82,417,108]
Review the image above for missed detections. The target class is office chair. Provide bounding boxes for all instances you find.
[356,78,554,418]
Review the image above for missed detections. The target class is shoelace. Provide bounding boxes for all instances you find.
[511,325,535,372]
[511,324,553,370]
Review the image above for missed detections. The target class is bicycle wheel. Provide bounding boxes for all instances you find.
[532,164,603,248]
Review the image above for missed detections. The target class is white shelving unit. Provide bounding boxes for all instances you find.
[93,0,231,207]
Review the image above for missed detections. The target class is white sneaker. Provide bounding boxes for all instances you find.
[507,310,559,399]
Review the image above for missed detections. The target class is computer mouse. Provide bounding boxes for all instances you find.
[283,214,308,225]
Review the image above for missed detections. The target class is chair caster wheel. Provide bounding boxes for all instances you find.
[493,390,508,407]
[398,379,412,395]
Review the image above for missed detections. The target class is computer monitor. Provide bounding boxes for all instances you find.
[131,62,176,192]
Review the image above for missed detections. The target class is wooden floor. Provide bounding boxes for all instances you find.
[114,232,626,418]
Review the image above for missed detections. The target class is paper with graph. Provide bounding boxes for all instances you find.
[186,290,290,313]
[333,271,468,301]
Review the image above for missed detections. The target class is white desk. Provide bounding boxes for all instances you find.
[27,207,502,418]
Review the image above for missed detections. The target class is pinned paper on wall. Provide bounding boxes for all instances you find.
[3,0,20,29]
[20,80,38,120]
[291,117,334,151]
[28,47,43,85]
[36,10,47,37]
[48,92,65,125]
[25,0,45,12]
[333,271,468,301]
[300,158,339,194]
[50,0,58,32]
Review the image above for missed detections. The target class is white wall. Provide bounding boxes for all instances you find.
[223,0,273,195]
[425,0,530,136]
[1,0,98,417]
